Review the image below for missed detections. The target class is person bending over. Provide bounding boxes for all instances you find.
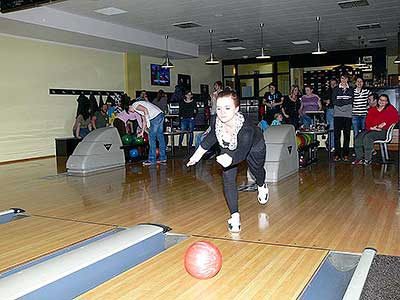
[130,100,167,166]
[187,89,269,233]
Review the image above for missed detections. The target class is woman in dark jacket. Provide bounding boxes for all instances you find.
[187,89,269,233]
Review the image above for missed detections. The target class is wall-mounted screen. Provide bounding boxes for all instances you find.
[151,64,170,86]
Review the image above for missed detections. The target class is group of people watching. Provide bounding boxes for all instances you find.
[73,73,398,167]
[260,73,398,164]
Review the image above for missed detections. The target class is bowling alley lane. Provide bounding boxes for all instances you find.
[77,237,328,300]
[0,216,115,274]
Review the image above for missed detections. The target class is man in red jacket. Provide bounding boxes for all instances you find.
[352,94,399,165]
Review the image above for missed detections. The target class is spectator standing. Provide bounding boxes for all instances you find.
[263,83,284,125]
[210,81,223,117]
[352,77,370,139]
[282,85,301,129]
[179,90,198,149]
[332,73,354,161]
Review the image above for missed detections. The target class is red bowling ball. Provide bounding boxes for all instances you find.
[184,241,222,280]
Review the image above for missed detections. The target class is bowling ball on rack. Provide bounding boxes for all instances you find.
[122,134,133,145]
[134,136,145,145]
[296,136,302,148]
[129,149,139,158]
[184,241,222,280]
[304,134,313,145]
[298,135,306,148]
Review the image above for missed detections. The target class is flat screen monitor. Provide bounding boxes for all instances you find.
[151,64,170,86]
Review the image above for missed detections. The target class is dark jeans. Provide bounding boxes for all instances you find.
[285,116,300,129]
[352,115,366,139]
[222,140,266,215]
[326,109,334,149]
[334,117,352,157]
[354,130,387,161]
[148,113,166,163]
[179,117,195,147]
[73,128,90,139]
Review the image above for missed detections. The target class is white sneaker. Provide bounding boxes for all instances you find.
[257,183,269,205]
[227,212,241,233]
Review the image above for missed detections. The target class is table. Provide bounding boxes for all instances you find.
[305,111,325,126]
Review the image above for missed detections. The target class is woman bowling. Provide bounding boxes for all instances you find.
[187,88,269,233]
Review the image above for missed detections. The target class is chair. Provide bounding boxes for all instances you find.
[374,123,396,163]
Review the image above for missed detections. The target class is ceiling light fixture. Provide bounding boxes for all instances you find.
[394,24,400,64]
[94,7,128,16]
[291,40,311,45]
[256,23,271,59]
[205,29,219,65]
[312,16,327,55]
[161,35,174,69]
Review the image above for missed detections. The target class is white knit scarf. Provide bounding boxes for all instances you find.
[215,112,245,150]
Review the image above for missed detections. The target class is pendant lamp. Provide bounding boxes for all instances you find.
[205,29,219,65]
[312,16,327,55]
[256,23,271,59]
[161,35,174,69]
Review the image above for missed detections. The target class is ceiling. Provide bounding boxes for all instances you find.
[0,0,399,60]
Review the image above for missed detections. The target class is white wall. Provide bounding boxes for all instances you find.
[140,55,221,94]
[0,34,124,162]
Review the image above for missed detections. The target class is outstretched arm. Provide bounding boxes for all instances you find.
[187,146,208,166]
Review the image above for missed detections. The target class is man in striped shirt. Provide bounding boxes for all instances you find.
[332,73,354,161]
[352,77,370,140]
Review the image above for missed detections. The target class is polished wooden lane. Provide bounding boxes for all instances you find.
[77,237,327,300]
[0,216,115,273]
[0,157,398,255]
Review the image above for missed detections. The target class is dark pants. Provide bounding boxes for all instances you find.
[354,130,387,161]
[179,117,195,147]
[334,117,352,157]
[222,140,266,215]
[285,115,300,129]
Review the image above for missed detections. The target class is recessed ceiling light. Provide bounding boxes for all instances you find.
[227,46,246,51]
[356,22,381,30]
[220,38,244,43]
[172,21,202,29]
[368,38,388,43]
[338,0,369,9]
[291,40,311,45]
[94,7,128,16]
[215,14,223,17]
